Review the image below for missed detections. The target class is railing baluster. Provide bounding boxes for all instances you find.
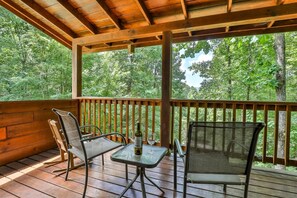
[213,103,217,121]
[253,104,257,122]
[232,103,236,122]
[285,105,291,166]
[170,103,174,148]
[274,105,279,165]
[93,99,96,135]
[98,99,101,129]
[114,100,117,139]
[204,102,207,121]
[195,102,199,122]
[88,99,91,132]
[120,100,123,139]
[242,104,246,123]
[103,100,106,133]
[107,100,112,133]
[132,101,135,139]
[262,105,268,163]
[83,99,86,126]
[138,101,142,124]
[178,102,182,142]
[145,101,149,142]
[125,100,129,142]
[187,102,190,128]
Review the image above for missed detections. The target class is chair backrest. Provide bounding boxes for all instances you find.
[52,108,84,152]
[185,122,264,175]
[48,119,67,152]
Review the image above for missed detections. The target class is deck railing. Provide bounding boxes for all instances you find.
[78,97,297,167]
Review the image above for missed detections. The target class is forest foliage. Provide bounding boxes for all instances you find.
[1,7,297,102]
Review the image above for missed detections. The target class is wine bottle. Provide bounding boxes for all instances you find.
[134,122,143,155]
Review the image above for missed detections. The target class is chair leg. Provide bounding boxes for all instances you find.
[244,184,249,198]
[101,154,104,166]
[65,151,71,181]
[125,164,128,180]
[223,184,227,193]
[183,177,187,198]
[174,142,177,189]
[83,161,88,198]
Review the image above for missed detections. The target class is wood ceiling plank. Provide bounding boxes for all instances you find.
[57,0,98,34]
[96,0,122,29]
[134,0,154,25]
[0,0,71,49]
[20,0,77,38]
[74,3,297,46]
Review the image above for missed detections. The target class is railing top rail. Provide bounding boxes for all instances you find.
[77,97,161,102]
[170,99,297,106]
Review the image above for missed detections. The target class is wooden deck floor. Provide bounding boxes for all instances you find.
[1,148,297,198]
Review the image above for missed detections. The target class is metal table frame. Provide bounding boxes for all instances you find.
[110,144,167,198]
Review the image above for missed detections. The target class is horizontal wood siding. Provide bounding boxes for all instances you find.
[0,100,79,166]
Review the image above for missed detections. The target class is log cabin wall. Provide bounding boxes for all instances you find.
[0,100,79,166]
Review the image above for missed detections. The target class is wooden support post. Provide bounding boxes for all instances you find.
[72,44,82,98]
[161,31,172,148]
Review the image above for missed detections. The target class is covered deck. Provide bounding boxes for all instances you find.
[1,148,297,198]
[2,0,297,197]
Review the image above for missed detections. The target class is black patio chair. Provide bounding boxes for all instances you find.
[174,122,265,198]
[53,108,127,197]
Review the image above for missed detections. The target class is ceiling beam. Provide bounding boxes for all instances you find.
[57,0,97,35]
[227,0,233,12]
[84,22,297,53]
[181,0,191,36]
[20,0,77,38]
[0,0,71,48]
[181,0,188,19]
[134,0,154,25]
[74,3,297,46]
[96,0,122,30]
[175,23,297,44]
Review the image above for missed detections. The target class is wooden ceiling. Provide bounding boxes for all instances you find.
[1,0,297,53]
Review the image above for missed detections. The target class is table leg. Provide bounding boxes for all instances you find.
[143,169,165,193]
[140,167,147,198]
[119,167,140,198]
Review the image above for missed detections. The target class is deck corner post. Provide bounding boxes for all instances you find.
[161,31,172,148]
[72,43,82,99]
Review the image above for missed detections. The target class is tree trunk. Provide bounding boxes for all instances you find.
[274,33,286,170]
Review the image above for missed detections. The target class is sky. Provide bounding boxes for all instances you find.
[180,51,213,88]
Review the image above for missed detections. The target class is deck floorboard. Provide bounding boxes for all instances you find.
[1,148,297,198]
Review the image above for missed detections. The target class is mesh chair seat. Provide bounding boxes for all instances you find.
[69,137,122,160]
[188,151,235,174]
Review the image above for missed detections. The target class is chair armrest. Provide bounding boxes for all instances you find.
[174,139,185,158]
[81,132,127,145]
[80,125,102,135]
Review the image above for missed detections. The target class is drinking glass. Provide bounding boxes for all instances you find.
[147,133,156,154]
[147,133,156,146]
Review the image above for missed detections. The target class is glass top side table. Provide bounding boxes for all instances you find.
[110,144,167,198]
